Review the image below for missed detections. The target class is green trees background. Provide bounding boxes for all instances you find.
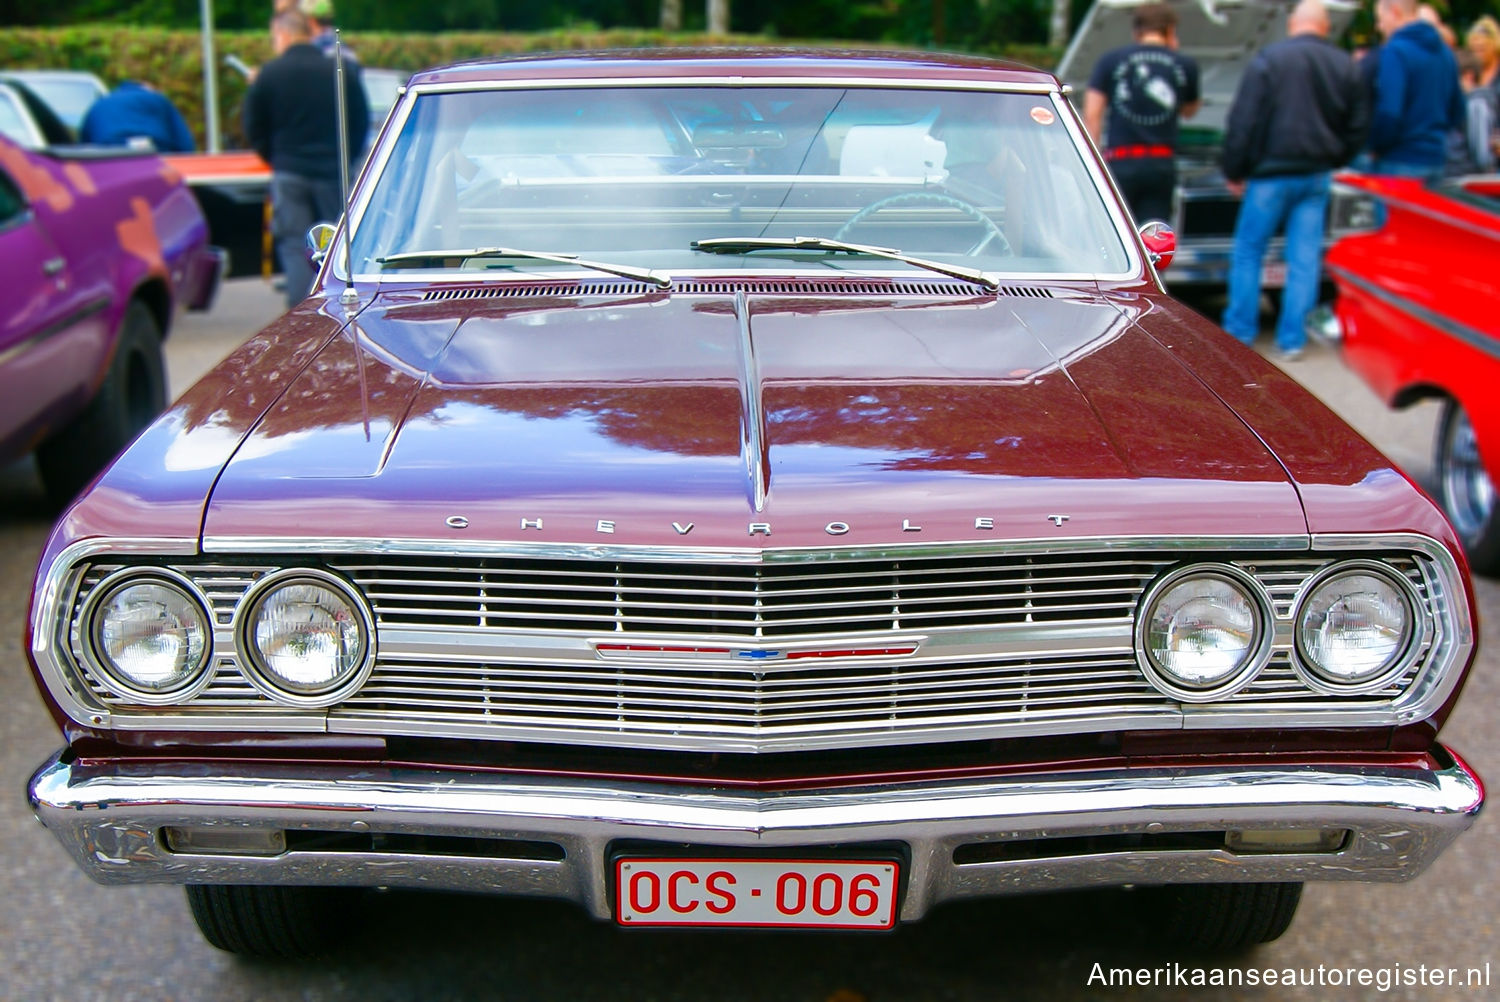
[8,0,1068,52]
[7,0,1497,54]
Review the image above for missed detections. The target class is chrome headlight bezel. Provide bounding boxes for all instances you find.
[80,567,216,705]
[234,568,375,707]
[1292,561,1423,695]
[1135,563,1274,702]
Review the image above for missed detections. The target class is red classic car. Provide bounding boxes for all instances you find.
[25,51,1483,960]
[0,134,219,505]
[1321,173,1500,573]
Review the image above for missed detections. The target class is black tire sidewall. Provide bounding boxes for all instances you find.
[36,299,166,507]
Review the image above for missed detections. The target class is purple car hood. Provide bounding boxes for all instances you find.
[193,287,1316,549]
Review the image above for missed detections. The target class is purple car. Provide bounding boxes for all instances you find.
[24,50,1483,960]
[0,135,220,504]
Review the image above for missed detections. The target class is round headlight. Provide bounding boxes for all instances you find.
[88,573,212,700]
[240,572,372,705]
[1139,567,1269,700]
[1297,567,1415,689]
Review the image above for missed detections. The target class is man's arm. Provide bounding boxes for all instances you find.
[1340,61,1372,163]
[1179,56,1202,121]
[1083,88,1108,145]
[1219,58,1267,183]
[1367,49,1405,155]
[242,74,272,163]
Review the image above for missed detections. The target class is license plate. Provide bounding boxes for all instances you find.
[1261,261,1288,287]
[615,858,900,929]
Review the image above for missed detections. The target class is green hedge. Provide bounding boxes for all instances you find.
[0,26,1060,149]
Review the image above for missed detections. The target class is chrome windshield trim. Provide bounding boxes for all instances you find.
[329,76,1144,289]
[407,77,1065,96]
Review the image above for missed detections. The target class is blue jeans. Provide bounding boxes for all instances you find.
[271,172,345,307]
[1221,172,1331,353]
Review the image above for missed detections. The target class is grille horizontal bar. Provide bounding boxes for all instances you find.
[340,554,1167,637]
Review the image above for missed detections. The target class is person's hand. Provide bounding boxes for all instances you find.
[1226,180,1246,197]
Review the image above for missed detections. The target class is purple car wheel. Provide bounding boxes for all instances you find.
[35,298,165,508]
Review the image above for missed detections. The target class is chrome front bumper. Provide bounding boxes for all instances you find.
[29,748,1483,922]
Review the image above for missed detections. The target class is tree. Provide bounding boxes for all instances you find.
[1049,0,1069,48]
[707,0,728,33]
[660,0,681,29]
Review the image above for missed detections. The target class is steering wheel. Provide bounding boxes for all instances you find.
[834,191,1011,256]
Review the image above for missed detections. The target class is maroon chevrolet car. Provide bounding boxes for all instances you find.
[25,50,1483,959]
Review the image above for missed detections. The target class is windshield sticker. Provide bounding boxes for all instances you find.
[1030,107,1056,126]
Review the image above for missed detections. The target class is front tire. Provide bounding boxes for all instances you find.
[1148,882,1302,952]
[1436,398,1500,574]
[186,885,365,959]
[36,299,166,508]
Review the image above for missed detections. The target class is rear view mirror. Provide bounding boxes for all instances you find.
[691,122,786,150]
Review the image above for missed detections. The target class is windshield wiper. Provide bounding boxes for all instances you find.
[690,236,998,290]
[377,247,671,287]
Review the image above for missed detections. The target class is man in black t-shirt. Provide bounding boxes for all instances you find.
[1084,2,1201,224]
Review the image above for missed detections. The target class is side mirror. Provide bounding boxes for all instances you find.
[1138,220,1175,272]
[306,222,337,265]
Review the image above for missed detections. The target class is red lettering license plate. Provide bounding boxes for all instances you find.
[615,858,900,929]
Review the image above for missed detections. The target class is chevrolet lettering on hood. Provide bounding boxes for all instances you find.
[452,515,1070,536]
[25,49,1482,961]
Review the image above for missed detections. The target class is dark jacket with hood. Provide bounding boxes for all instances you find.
[1367,20,1465,166]
[1221,33,1369,180]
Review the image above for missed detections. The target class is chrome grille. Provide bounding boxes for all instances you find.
[339,554,1165,637]
[57,548,1446,752]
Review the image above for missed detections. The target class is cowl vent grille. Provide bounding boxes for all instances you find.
[420,281,1057,301]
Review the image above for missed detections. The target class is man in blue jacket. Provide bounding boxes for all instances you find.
[1220,0,1368,361]
[1365,0,1465,178]
[80,81,195,153]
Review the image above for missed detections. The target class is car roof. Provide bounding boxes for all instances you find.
[7,69,107,88]
[408,48,1058,90]
[0,77,75,146]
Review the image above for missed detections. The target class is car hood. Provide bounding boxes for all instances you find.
[196,286,1312,548]
[1055,0,1359,135]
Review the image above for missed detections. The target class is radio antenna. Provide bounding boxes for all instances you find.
[334,28,358,307]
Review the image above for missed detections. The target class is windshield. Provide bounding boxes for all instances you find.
[348,85,1130,279]
[19,77,102,130]
[0,89,41,148]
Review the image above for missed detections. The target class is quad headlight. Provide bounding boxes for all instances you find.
[1295,564,1418,692]
[237,570,373,706]
[1138,565,1272,701]
[84,570,213,702]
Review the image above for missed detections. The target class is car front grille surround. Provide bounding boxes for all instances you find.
[49,539,1464,753]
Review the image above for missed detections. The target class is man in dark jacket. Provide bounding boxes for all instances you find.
[243,8,368,306]
[1364,0,1464,177]
[1220,0,1368,360]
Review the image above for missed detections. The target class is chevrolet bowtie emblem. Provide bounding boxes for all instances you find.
[735,649,786,660]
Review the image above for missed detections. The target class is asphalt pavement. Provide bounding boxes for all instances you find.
[0,279,1492,1002]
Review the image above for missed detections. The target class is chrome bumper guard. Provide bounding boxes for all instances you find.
[29,748,1483,922]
